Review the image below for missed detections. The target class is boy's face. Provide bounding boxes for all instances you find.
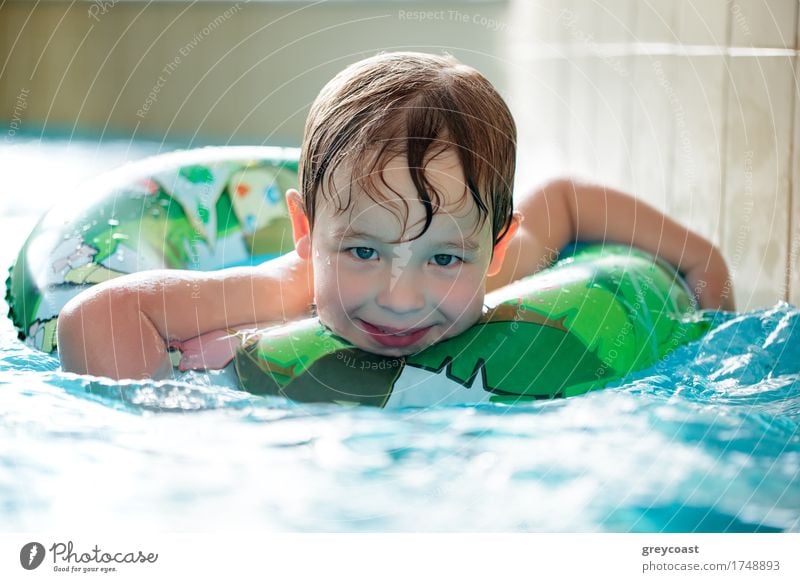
[288,149,518,357]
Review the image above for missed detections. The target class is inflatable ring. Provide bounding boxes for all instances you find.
[6,146,299,352]
[234,244,713,406]
[6,147,714,406]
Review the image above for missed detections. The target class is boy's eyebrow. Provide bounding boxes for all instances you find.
[330,226,382,242]
[331,225,371,238]
[331,226,482,251]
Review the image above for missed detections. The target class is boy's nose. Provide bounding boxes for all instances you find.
[375,269,426,314]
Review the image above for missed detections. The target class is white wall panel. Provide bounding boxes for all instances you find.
[722,56,794,309]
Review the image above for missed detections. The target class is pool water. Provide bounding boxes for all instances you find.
[1,139,798,532]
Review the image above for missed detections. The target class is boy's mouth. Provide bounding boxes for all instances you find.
[357,320,434,348]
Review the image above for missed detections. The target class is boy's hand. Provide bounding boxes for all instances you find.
[169,329,242,372]
[683,247,736,311]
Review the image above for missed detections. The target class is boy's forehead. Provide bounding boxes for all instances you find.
[323,160,486,244]
[323,149,480,221]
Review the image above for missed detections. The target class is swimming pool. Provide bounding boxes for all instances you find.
[1,138,798,532]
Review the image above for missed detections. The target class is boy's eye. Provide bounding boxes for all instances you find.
[431,254,460,267]
[350,247,378,261]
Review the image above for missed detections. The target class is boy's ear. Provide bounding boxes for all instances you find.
[487,210,522,277]
[286,188,312,260]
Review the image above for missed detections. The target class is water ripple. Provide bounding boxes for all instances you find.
[0,303,798,531]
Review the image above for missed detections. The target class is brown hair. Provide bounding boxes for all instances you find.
[298,51,516,245]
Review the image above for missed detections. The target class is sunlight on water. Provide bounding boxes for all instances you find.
[1,304,797,532]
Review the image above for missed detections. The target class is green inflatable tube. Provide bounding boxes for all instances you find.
[5,147,714,407]
[6,146,299,352]
[234,244,713,406]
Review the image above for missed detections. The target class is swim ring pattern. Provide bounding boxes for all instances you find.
[6,146,298,352]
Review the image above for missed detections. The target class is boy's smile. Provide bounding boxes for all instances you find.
[287,148,519,357]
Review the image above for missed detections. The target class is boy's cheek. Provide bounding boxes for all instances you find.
[444,267,488,297]
[311,251,342,288]
[440,277,487,317]
[313,272,361,314]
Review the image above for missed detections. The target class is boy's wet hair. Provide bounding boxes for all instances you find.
[299,51,516,245]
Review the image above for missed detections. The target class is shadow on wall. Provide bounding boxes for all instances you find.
[0,0,509,145]
[505,0,799,311]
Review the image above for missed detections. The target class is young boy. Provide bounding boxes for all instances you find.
[58,52,734,380]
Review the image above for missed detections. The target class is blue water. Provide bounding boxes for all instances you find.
[1,138,798,532]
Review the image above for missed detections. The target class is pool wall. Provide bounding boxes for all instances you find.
[0,0,798,310]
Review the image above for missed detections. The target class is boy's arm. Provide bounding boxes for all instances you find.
[57,250,314,380]
[488,178,735,310]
